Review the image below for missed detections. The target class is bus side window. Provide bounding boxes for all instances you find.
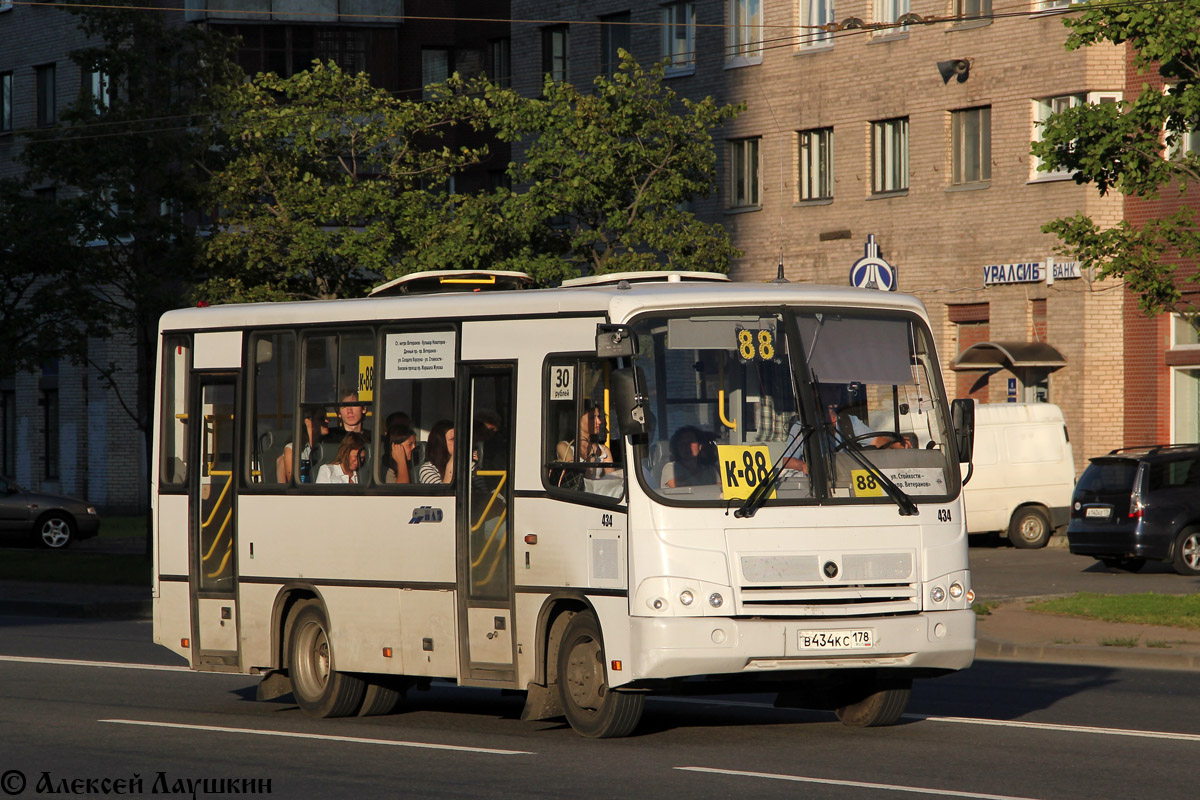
[545,359,624,498]
[248,332,295,485]
[377,328,458,487]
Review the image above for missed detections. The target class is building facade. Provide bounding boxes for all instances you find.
[509,0,1132,473]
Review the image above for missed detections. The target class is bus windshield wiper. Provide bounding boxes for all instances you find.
[831,428,919,517]
[734,423,815,519]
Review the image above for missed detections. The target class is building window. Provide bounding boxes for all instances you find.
[542,26,569,84]
[0,0,11,12]
[728,137,760,208]
[36,63,56,128]
[799,0,835,49]
[727,0,763,64]
[660,2,695,73]
[1,72,11,133]
[1,387,13,477]
[487,39,511,88]
[1033,94,1083,177]
[875,0,910,30]
[871,117,908,193]
[949,303,990,402]
[86,69,113,111]
[952,106,991,185]
[1038,0,1073,10]
[958,0,991,18]
[798,128,833,200]
[1168,127,1200,162]
[421,48,451,99]
[42,376,59,481]
[600,12,631,75]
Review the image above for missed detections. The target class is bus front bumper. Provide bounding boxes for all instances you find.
[625,610,976,682]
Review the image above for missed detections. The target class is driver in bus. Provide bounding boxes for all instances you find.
[780,383,909,473]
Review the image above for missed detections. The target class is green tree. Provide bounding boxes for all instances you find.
[1031,1,1200,329]
[18,3,241,484]
[202,53,741,297]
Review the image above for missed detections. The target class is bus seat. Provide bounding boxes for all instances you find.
[647,440,671,488]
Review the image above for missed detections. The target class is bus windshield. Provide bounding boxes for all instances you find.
[632,309,957,506]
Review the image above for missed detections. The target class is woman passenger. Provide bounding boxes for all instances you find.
[386,423,417,484]
[316,432,366,484]
[419,420,455,484]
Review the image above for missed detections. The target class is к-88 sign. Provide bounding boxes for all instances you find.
[718,444,776,501]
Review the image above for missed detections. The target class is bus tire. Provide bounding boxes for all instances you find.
[1008,506,1051,549]
[556,611,643,738]
[834,677,911,727]
[358,679,405,717]
[287,602,365,718]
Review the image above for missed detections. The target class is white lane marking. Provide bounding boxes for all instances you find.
[908,714,1200,743]
[0,654,191,672]
[101,719,534,756]
[660,698,1200,742]
[676,767,1043,800]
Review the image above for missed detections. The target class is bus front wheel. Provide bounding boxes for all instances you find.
[557,612,644,738]
[287,601,366,718]
[834,676,912,727]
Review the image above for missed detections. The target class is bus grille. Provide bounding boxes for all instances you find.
[735,552,919,617]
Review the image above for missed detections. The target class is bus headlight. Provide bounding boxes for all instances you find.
[948,582,964,600]
[708,593,724,608]
[649,597,667,611]
[679,590,694,606]
[930,586,946,603]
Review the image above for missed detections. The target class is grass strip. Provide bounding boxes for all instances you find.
[1028,592,1200,630]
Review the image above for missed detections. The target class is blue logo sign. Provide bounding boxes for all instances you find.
[409,506,444,524]
[850,234,896,291]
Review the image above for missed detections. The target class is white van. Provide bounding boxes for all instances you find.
[963,403,1075,548]
[872,401,1074,547]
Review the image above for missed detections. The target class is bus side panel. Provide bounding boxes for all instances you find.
[155,580,192,663]
[398,589,458,678]
[592,594,636,688]
[153,492,191,661]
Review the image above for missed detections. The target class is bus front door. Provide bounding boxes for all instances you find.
[189,375,241,669]
[457,367,516,685]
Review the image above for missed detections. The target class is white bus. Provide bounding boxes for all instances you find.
[153,270,977,738]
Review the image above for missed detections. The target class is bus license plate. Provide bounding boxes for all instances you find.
[1085,507,1111,519]
[798,629,874,650]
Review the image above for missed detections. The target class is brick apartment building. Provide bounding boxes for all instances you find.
[509,0,1135,472]
[0,0,511,512]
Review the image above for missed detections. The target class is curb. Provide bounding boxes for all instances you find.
[976,634,1200,672]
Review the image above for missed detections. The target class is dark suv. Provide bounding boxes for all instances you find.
[1067,444,1200,575]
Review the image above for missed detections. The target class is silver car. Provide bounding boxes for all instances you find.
[0,476,101,549]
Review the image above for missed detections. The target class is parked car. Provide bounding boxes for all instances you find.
[0,475,101,549]
[1067,444,1200,575]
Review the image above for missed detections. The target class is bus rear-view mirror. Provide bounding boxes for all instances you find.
[951,398,975,464]
[611,367,648,436]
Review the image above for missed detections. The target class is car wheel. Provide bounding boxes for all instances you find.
[1008,506,1051,549]
[1172,529,1200,576]
[36,512,75,549]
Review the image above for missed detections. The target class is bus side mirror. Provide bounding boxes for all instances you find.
[951,398,975,464]
[596,324,638,359]
[611,367,648,436]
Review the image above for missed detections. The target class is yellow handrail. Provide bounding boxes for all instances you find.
[469,470,507,533]
[206,536,233,579]
[470,509,508,570]
[718,389,738,431]
[199,470,232,529]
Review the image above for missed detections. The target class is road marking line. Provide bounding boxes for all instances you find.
[101,719,534,756]
[0,655,190,672]
[907,714,1200,743]
[676,767,1043,800]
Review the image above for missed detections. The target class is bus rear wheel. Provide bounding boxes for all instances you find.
[834,676,912,727]
[557,611,644,738]
[287,602,366,718]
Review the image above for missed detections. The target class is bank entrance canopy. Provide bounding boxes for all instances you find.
[951,341,1067,371]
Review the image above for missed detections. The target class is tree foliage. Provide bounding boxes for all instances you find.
[1031,1,1200,326]
[18,2,241,433]
[201,53,741,299]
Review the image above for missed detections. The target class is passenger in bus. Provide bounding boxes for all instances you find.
[661,425,719,488]
[385,423,417,483]
[316,432,366,484]
[556,405,617,480]
[419,420,455,484]
[780,384,911,474]
[276,408,328,484]
[330,391,370,444]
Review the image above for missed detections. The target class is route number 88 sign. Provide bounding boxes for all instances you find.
[735,325,778,364]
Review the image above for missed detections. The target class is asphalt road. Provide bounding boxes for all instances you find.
[967,536,1200,601]
[2,615,1199,799]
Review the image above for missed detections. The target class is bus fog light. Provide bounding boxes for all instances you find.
[930,586,946,603]
[934,623,946,639]
[949,582,964,600]
[679,590,694,606]
[708,593,724,608]
[711,628,727,644]
[649,597,666,611]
